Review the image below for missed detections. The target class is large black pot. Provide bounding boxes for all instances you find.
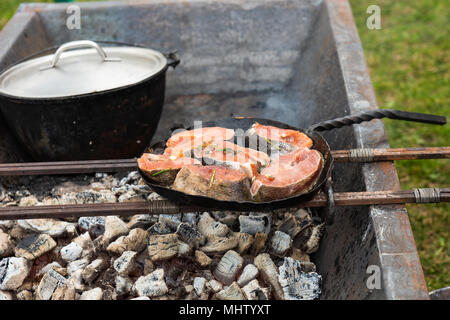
[0,40,180,161]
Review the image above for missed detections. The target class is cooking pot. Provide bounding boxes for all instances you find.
[0,40,180,161]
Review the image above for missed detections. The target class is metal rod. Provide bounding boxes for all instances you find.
[0,147,448,176]
[332,146,450,162]
[1,188,448,220]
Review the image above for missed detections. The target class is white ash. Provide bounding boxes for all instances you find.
[0,172,324,300]
[278,257,321,300]
[0,257,30,290]
[213,250,243,285]
[237,263,259,287]
[269,231,292,257]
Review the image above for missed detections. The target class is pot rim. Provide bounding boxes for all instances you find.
[0,40,180,101]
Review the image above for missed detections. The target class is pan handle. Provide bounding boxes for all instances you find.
[309,109,447,132]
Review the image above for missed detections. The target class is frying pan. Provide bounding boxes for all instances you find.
[138,109,446,211]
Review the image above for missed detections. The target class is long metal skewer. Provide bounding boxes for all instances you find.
[0,147,448,176]
[1,188,448,220]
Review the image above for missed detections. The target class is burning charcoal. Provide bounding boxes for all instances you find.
[176,223,206,248]
[208,279,223,293]
[159,214,182,231]
[35,269,67,300]
[197,212,230,238]
[241,279,270,300]
[133,268,168,298]
[116,275,132,296]
[211,211,238,228]
[0,290,12,300]
[37,261,65,277]
[0,220,14,231]
[16,290,33,300]
[81,258,107,284]
[235,232,252,255]
[147,222,172,236]
[215,282,245,300]
[0,229,14,258]
[302,223,324,254]
[0,257,30,290]
[239,214,270,235]
[251,232,267,255]
[182,213,199,226]
[194,250,212,268]
[15,234,57,260]
[269,231,292,257]
[127,214,158,230]
[254,253,284,300]
[200,234,239,255]
[214,250,243,285]
[78,216,105,238]
[278,257,321,300]
[60,242,83,262]
[103,216,129,243]
[67,258,90,276]
[79,287,103,300]
[147,234,179,262]
[51,281,76,300]
[18,219,76,238]
[290,248,310,262]
[18,195,38,207]
[107,228,149,255]
[193,276,207,296]
[237,264,259,287]
[177,241,192,257]
[113,251,137,276]
[278,214,300,238]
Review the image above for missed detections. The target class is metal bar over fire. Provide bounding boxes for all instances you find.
[0,188,448,220]
[0,147,448,176]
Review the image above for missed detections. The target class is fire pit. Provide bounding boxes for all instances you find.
[0,0,432,299]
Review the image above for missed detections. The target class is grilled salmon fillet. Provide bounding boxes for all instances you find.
[172,165,251,201]
[192,141,270,178]
[250,147,323,201]
[166,127,235,148]
[137,154,201,185]
[247,122,313,157]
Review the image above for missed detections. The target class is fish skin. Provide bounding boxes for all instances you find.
[172,165,251,201]
[137,154,200,185]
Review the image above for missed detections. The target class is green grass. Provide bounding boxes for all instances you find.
[350,0,449,291]
[1,0,448,292]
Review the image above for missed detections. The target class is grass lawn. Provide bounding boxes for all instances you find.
[350,0,449,291]
[1,0,449,292]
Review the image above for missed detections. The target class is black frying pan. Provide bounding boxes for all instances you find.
[138,109,446,211]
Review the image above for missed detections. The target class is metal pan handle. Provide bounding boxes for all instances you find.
[40,40,121,71]
[309,109,447,131]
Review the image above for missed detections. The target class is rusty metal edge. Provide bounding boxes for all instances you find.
[325,0,429,299]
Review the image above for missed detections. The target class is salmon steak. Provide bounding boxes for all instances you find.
[250,147,323,202]
[166,127,235,148]
[172,165,251,201]
[192,141,270,178]
[137,153,200,186]
[247,122,313,157]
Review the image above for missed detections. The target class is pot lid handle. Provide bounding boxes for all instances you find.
[40,40,121,71]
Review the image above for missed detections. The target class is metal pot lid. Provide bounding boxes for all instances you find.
[0,40,168,99]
